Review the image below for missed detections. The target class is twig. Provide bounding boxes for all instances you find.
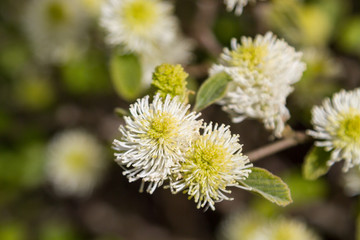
[246,131,311,162]
[190,0,223,57]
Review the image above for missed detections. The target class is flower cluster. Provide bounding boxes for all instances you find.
[308,88,360,172]
[210,32,306,137]
[24,0,88,63]
[46,129,107,196]
[113,94,252,210]
[101,0,193,86]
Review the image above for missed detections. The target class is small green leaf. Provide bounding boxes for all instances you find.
[114,107,130,118]
[240,167,292,207]
[194,72,231,111]
[110,52,143,101]
[302,146,331,180]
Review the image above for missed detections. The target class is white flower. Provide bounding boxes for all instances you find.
[219,211,264,240]
[308,88,360,172]
[100,0,177,55]
[210,32,306,137]
[113,94,202,194]
[255,218,321,240]
[23,0,87,63]
[219,211,321,240]
[46,130,107,196]
[170,122,252,210]
[224,0,253,15]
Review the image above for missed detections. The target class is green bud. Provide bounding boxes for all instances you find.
[151,63,189,103]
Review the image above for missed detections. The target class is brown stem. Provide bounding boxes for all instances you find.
[190,0,222,57]
[246,131,311,162]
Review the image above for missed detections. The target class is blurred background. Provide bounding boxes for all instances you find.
[1,0,360,239]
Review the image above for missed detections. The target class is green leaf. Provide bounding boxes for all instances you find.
[302,146,331,180]
[114,107,130,118]
[338,16,360,56]
[194,72,231,111]
[240,167,292,207]
[110,53,143,101]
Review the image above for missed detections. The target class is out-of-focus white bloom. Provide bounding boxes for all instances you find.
[24,0,87,63]
[101,0,177,55]
[219,211,321,240]
[210,32,306,137]
[171,123,252,210]
[301,47,341,79]
[224,0,254,15]
[308,88,360,172]
[46,130,107,196]
[113,94,202,194]
[140,36,194,86]
[219,211,264,240]
[81,0,104,17]
[343,166,360,196]
[256,218,321,240]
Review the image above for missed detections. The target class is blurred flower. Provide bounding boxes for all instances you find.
[224,0,253,15]
[139,37,194,86]
[308,88,360,172]
[290,47,341,124]
[219,211,264,240]
[46,130,107,196]
[14,73,55,111]
[258,218,321,240]
[265,0,333,47]
[24,0,87,63]
[81,0,104,17]
[343,166,360,196]
[113,94,202,194]
[219,211,321,240]
[101,0,194,88]
[101,0,177,55]
[170,123,252,210]
[210,32,305,137]
[301,48,341,81]
[152,64,189,103]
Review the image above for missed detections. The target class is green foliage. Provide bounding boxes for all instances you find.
[0,41,29,78]
[0,143,46,191]
[267,0,335,47]
[283,170,328,205]
[302,146,331,180]
[0,222,26,240]
[114,107,130,117]
[40,222,80,240]
[338,16,360,56]
[239,167,292,207]
[14,74,55,111]
[110,52,143,101]
[194,72,231,111]
[62,50,110,94]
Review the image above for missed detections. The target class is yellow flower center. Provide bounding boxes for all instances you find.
[336,109,360,144]
[147,113,177,143]
[229,44,268,71]
[65,151,89,173]
[122,0,159,33]
[46,1,69,25]
[183,135,232,196]
[273,228,296,240]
